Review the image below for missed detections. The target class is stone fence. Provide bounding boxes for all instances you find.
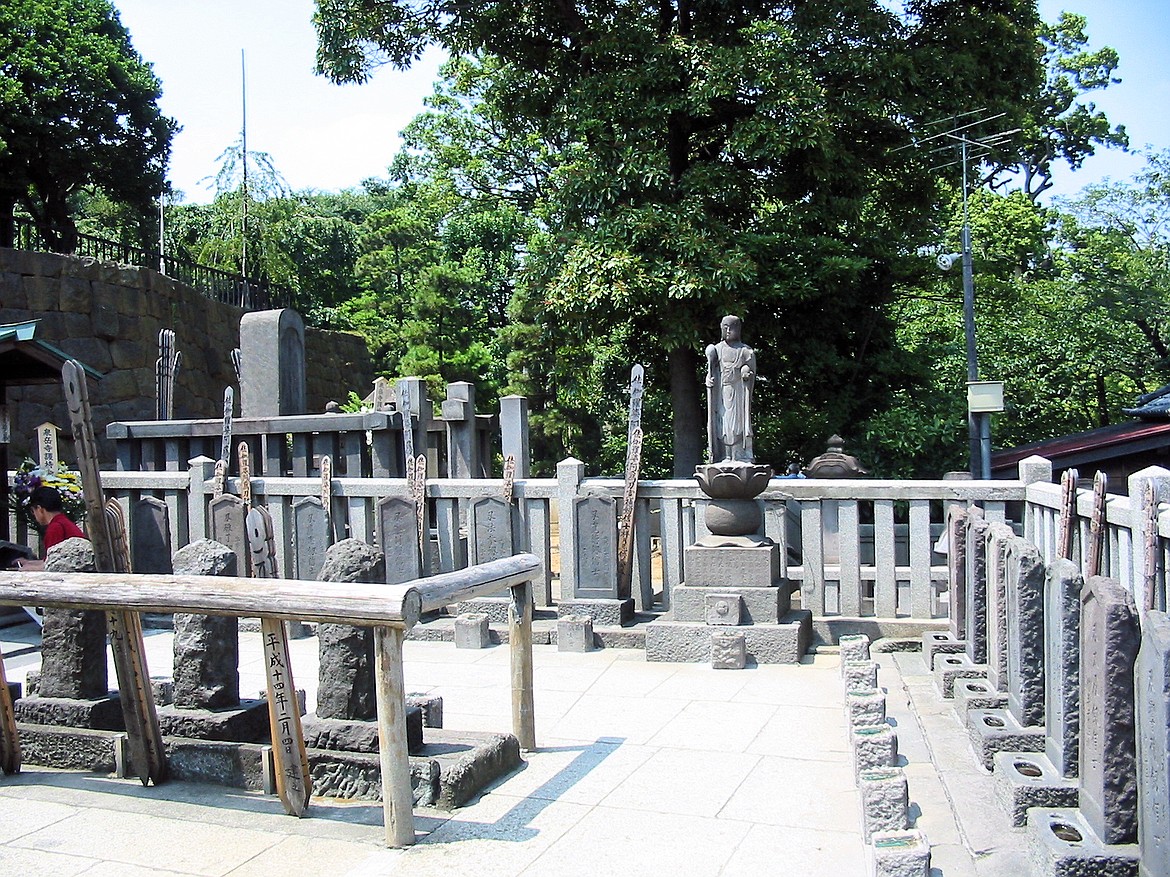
[0,248,372,466]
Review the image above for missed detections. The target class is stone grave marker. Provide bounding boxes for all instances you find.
[293,496,329,582]
[964,508,989,665]
[171,540,239,710]
[574,494,618,599]
[470,496,514,564]
[947,506,968,642]
[1045,558,1083,778]
[1005,536,1046,727]
[210,493,250,577]
[1136,609,1170,876]
[377,496,421,585]
[985,522,1013,692]
[1079,575,1141,846]
[132,496,172,575]
[239,309,305,418]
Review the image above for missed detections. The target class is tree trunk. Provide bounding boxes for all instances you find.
[669,346,703,476]
[0,196,13,248]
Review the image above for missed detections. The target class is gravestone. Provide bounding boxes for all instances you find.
[1006,536,1046,727]
[239,309,305,418]
[1079,576,1140,846]
[1045,558,1083,778]
[470,496,514,564]
[1136,609,1170,876]
[985,522,1014,692]
[293,496,329,582]
[573,494,618,598]
[132,497,172,575]
[377,496,421,585]
[964,509,989,665]
[171,540,239,709]
[210,494,250,578]
[947,506,969,642]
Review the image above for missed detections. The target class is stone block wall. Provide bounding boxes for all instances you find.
[0,248,373,465]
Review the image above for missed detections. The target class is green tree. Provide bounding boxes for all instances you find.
[0,0,177,250]
[316,1,1043,475]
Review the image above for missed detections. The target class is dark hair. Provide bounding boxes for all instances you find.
[28,486,64,513]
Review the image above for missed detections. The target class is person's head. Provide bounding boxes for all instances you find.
[721,315,743,342]
[28,486,64,526]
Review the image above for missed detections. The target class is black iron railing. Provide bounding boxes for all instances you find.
[12,216,294,312]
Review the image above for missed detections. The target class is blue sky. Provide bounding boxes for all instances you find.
[114,1,1167,204]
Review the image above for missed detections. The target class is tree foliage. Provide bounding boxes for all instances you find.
[0,0,177,250]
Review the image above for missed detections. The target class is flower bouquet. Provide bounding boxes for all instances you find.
[9,458,86,530]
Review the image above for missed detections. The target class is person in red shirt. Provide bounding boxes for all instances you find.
[28,485,86,555]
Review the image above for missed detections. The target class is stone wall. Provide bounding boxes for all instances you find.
[0,248,373,464]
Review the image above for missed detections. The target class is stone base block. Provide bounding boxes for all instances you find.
[302,709,424,755]
[922,630,965,670]
[966,707,1044,771]
[165,738,270,790]
[711,631,747,669]
[683,543,779,589]
[451,596,511,623]
[993,751,1078,827]
[16,723,124,773]
[872,829,931,877]
[455,613,491,649]
[412,729,523,810]
[952,677,1008,718]
[669,584,785,623]
[14,694,124,730]
[847,688,887,727]
[644,610,812,664]
[844,660,880,691]
[853,723,898,776]
[308,746,442,806]
[557,615,595,652]
[156,699,271,743]
[859,767,910,841]
[1028,809,1139,877]
[557,598,634,627]
[840,634,871,665]
[932,654,987,698]
[407,693,443,728]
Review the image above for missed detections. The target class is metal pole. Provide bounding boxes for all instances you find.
[960,138,984,478]
[240,49,250,307]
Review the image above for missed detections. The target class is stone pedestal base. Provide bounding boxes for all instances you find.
[932,654,987,698]
[451,596,512,623]
[645,610,811,664]
[14,694,123,730]
[669,584,789,623]
[455,613,491,649]
[966,707,1044,771]
[557,598,634,627]
[684,543,779,588]
[557,616,595,652]
[993,751,1078,827]
[156,699,271,743]
[1028,809,1139,877]
[952,677,1009,717]
[302,710,424,755]
[922,630,966,670]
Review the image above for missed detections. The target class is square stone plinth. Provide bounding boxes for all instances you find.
[1027,809,1139,877]
[670,584,786,624]
[645,610,812,664]
[993,751,1077,827]
[684,543,779,588]
[966,707,1044,771]
[557,598,634,627]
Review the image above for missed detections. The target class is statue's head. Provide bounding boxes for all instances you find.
[720,315,743,342]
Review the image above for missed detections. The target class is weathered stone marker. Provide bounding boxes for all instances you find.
[1045,558,1083,779]
[171,540,239,710]
[964,509,989,665]
[131,496,172,576]
[574,494,618,598]
[1136,609,1170,876]
[210,494,250,578]
[239,309,305,418]
[1005,536,1046,727]
[293,496,329,583]
[377,497,422,586]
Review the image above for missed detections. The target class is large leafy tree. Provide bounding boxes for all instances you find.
[0,0,177,251]
[316,1,1042,474]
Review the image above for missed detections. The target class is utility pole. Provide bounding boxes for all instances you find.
[240,49,250,307]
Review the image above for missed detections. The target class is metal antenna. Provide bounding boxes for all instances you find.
[240,49,250,307]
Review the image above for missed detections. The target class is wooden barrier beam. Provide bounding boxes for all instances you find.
[414,553,542,613]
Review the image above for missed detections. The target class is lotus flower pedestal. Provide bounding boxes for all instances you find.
[645,462,812,665]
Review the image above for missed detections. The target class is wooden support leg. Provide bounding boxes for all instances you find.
[261,618,311,816]
[374,625,415,847]
[107,609,167,785]
[509,580,536,751]
[0,645,20,775]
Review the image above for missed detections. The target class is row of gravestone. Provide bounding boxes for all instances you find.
[923,506,1168,876]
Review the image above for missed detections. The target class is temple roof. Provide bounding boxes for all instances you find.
[0,320,102,387]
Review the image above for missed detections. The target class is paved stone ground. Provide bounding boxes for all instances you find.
[2,622,869,877]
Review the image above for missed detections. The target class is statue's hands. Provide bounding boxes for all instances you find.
[741,366,753,380]
[705,376,715,387]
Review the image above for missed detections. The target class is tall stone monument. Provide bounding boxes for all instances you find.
[646,315,811,664]
[239,309,306,418]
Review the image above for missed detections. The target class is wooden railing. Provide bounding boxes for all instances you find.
[0,553,542,846]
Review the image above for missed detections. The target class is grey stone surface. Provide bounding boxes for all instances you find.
[39,538,106,700]
[171,539,239,710]
[1046,558,1084,779]
[669,584,781,624]
[377,496,421,584]
[455,614,491,649]
[157,700,270,743]
[704,592,743,626]
[1027,808,1139,877]
[302,708,423,754]
[308,747,441,806]
[932,653,987,698]
[452,596,511,623]
[209,494,249,577]
[406,692,443,728]
[872,829,930,877]
[645,610,811,664]
[853,723,898,775]
[557,615,595,652]
[1005,536,1046,727]
[843,660,879,691]
[922,630,965,670]
[985,522,1013,692]
[557,598,634,626]
[859,768,910,840]
[239,308,305,417]
[992,752,1078,828]
[952,677,1008,716]
[711,631,747,669]
[14,723,122,773]
[574,494,618,598]
[1135,609,1170,876]
[470,496,515,564]
[684,543,779,589]
[964,510,989,664]
[13,694,123,730]
[1080,576,1141,846]
[293,496,329,582]
[839,633,871,665]
[846,688,887,727]
[131,496,172,575]
[164,738,269,791]
[314,539,386,722]
[965,707,1045,771]
[946,506,968,642]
